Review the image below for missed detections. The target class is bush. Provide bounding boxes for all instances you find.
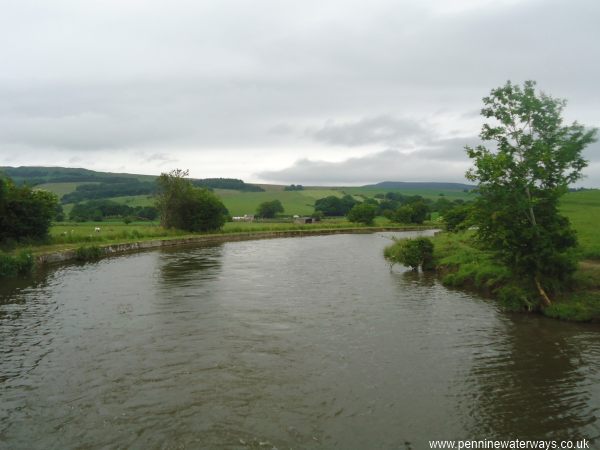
[75,245,103,261]
[384,237,434,272]
[497,284,536,311]
[256,200,284,218]
[0,176,58,244]
[0,251,34,277]
[347,203,377,225]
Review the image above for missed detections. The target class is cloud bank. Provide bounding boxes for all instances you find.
[0,0,598,184]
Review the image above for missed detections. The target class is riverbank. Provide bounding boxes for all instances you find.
[3,224,434,270]
[431,231,600,322]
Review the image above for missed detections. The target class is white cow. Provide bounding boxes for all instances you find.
[94,227,101,233]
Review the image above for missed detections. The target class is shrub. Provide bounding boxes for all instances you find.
[347,203,377,225]
[0,176,58,244]
[384,237,434,272]
[0,251,34,277]
[256,200,284,219]
[75,245,103,261]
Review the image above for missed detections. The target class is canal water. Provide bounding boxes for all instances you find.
[1,232,599,449]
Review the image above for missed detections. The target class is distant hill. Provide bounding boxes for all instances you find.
[363,181,475,191]
[0,166,265,202]
[0,166,154,185]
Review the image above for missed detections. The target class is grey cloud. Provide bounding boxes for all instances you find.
[258,134,600,185]
[143,152,178,165]
[258,147,472,185]
[583,140,600,159]
[268,123,294,136]
[310,115,429,147]
[0,0,598,184]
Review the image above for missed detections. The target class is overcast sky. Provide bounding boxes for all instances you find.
[1,0,598,185]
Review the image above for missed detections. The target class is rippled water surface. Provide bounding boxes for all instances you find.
[1,232,599,449]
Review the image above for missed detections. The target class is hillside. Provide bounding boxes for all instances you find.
[0,166,264,201]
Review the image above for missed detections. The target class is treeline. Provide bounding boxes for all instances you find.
[69,200,158,222]
[0,166,142,186]
[62,179,157,203]
[191,178,264,192]
[314,192,469,226]
[59,178,264,203]
[374,192,467,224]
[284,184,304,191]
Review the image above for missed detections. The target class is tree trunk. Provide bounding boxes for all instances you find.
[534,276,552,307]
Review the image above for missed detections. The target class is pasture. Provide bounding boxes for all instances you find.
[560,190,600,259]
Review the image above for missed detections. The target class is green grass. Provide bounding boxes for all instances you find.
[28,216,405,256]
[61,190,344,218]
[430,231,511,293]
[61,194,155,217]
[56,184,480,222]
[109,195,155,207]
[0,251,34,277]
[426,189,600,321]
[35,182,99,199]
[45,221,187,251]
[216,190,342,216]
[560,190,600,259]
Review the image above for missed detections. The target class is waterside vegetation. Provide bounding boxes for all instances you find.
[385,81,599,322]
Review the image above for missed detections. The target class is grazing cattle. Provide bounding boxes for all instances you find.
[94,227,101,233]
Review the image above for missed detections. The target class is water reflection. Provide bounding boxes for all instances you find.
[463,314,600,441]
[157,244,223,287]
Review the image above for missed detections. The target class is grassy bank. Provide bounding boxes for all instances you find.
[431,231,600,322]
[383,190,600,322]
[43,217,400,250]
[0,217,431,276]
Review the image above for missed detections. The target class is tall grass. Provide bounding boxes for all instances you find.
[0,251,35,277]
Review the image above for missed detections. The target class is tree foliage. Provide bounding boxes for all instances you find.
[284,184,304,191]
[314,195,357,216]
[155,169,227,232]
[390,200,430,224]
[384,237,435,272]
[61,178,156,203]
[69,200,158,222]
[192,178,264,192]
[347,203,377,225]
[0,176,58,244]
[256,200,284,218]
[443,204,472,232]
[466,81,597,306]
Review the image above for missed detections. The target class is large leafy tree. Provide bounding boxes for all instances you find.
[347,203,377,225]
[155,169,226,232]
[466,81,597,306]
[256,199,284,218]
[0,176,59,244]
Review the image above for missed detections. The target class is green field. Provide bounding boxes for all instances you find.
[215,189,343,216]
[559,190,600,259]
[35,182,99,199]
[97,186,471,218]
